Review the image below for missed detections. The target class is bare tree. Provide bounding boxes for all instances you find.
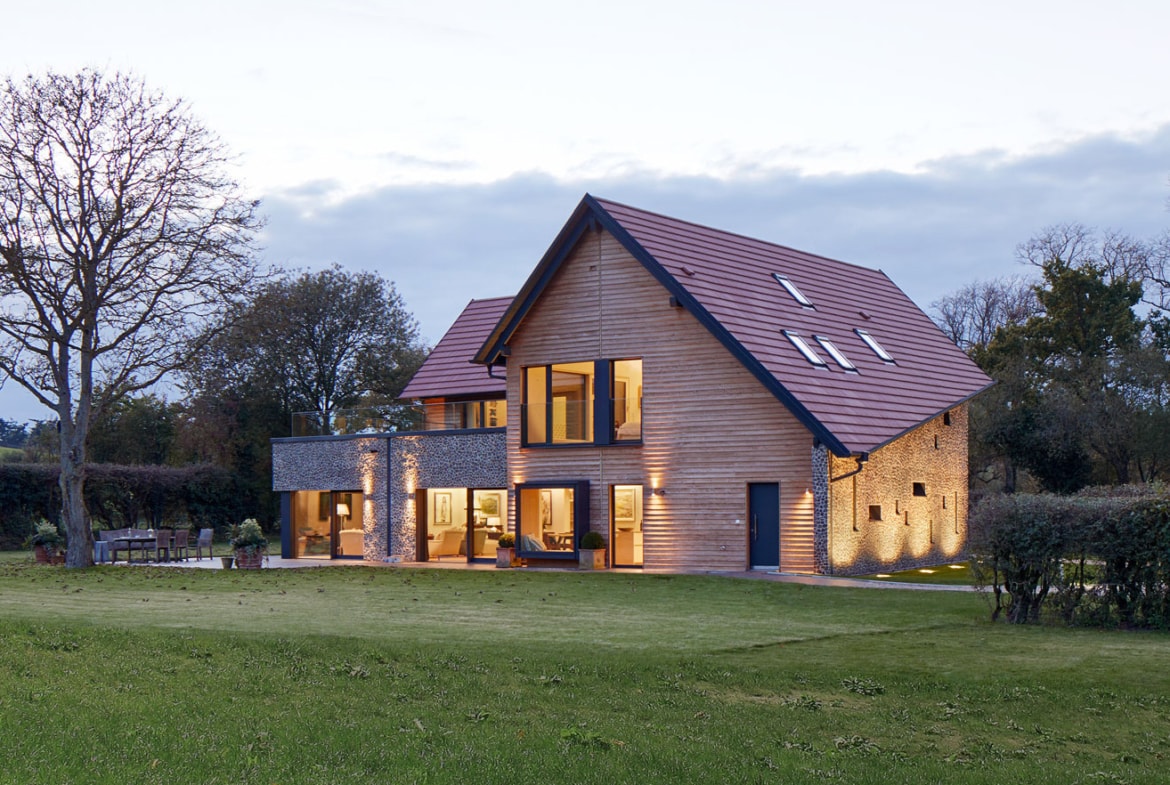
[0,70,261,567]
[932,276,1040,352]
[1017,222,1170,310]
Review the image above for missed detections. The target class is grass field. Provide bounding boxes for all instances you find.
[0,561,1167,784]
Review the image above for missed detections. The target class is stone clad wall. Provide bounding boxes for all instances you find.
[272,429,506,561]
[824,405,969,575]
[387,430,507,560]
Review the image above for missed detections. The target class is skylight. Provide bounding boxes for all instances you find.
[855,329,894,363]
[784,331,827,367]
[815,336,857,372]
[772,273,814,308]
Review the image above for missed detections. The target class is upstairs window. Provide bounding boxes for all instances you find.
[784,331,827,367]
[523,359,642,446]
[772,273,814,308]
[611,359,643,442]
[815,336,857,372]
[855,328,895,363]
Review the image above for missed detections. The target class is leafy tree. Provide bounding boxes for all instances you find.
[0,419,28,448]
[189,265,427,427]
[87,394,177,466]
[970,234,1157,492]
[0,70,260,566]
[182,266,427,526]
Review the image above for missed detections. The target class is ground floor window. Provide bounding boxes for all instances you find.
[515,482,588,559]
[419,487,506,561]
[290,490,365,558]
[610,484,643,567]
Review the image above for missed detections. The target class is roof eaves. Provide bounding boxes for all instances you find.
[850,379,997,454]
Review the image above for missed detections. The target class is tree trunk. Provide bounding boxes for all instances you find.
[59,424,94,568]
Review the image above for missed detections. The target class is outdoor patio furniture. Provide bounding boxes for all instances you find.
[192,528,213,560]
[172,529,189,561]
[151,529,173,562]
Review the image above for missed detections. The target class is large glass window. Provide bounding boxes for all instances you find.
[525,362,593,444]
[611,359,642,442]
[524,359,641,446]
[516,485,578,556]
[290,490,364,559]
[420,487,506,561]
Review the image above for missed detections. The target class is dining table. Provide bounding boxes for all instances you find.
[113,534,157,563]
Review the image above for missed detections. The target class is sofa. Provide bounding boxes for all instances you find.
[338,528,364,557]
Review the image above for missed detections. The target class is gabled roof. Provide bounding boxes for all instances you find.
[476,195,993,456]
[400,297,510,399]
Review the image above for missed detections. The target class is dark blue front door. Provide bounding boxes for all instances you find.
[748,483,780,569]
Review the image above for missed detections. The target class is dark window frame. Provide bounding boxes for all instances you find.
[521,359,642,448]
[513,481,590,560]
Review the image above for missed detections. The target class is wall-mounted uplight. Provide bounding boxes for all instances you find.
[406,492,416,500]
[651,488,667,497]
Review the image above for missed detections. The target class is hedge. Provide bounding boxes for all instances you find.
[0,463,254,550]
[969,487,1170,628]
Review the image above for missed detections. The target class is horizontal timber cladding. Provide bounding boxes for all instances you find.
[507,227,816,573]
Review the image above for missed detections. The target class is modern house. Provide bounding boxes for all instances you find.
[272,195,992,574]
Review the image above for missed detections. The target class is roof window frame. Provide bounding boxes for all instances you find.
[772,273,814,309]
[783,330,828,368]
[814,335,858,372]
[855,328,895,363]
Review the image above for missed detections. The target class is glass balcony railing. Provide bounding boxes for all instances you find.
[290,400,507,437]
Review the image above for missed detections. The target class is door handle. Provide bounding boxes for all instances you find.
[752,514,758,540]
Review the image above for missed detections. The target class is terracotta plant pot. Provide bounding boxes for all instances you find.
[235,550,264,570]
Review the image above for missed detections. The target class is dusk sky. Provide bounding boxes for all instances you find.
[4,0,1170,422]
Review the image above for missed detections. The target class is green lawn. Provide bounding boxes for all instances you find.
[854,561,977,585]
[0,561,1167,784]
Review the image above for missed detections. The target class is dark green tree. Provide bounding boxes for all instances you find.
[182,266,428,526]
[971,239,1156,492]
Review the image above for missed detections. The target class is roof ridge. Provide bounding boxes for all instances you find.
[592,195,889,278]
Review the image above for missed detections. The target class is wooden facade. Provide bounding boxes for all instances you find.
[506,227,816,572]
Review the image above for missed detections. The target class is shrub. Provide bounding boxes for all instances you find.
[580,531,606,550]
[969,487,1170,628]
[497,532,515,549]
[25,519,64,550]
[230,518,268,554]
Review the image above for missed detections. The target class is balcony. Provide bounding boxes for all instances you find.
[290,399,507,437]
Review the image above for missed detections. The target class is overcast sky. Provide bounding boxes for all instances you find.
[4,0,1170,422]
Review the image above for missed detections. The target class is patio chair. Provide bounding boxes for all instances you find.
[172,529,190,561]
[151,528,173,562]
[192,528,213,560]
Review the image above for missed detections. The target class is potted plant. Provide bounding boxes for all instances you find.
[230,518,268,569]
[578,530,607,570]
[27,520,65,565]
[495,532,516,568]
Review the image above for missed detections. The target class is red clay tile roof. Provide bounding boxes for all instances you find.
[478,195,993,456]
[400,297,510,399]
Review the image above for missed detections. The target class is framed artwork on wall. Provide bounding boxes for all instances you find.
[539,490,552,528]
[435,492,452,525]
[480,493,500,517]
[614,488,636,523]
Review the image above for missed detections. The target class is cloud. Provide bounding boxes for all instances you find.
[260,126,1170,345]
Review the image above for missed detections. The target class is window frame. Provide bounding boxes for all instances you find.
[513,481,590,561]
[522,358,643,447]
